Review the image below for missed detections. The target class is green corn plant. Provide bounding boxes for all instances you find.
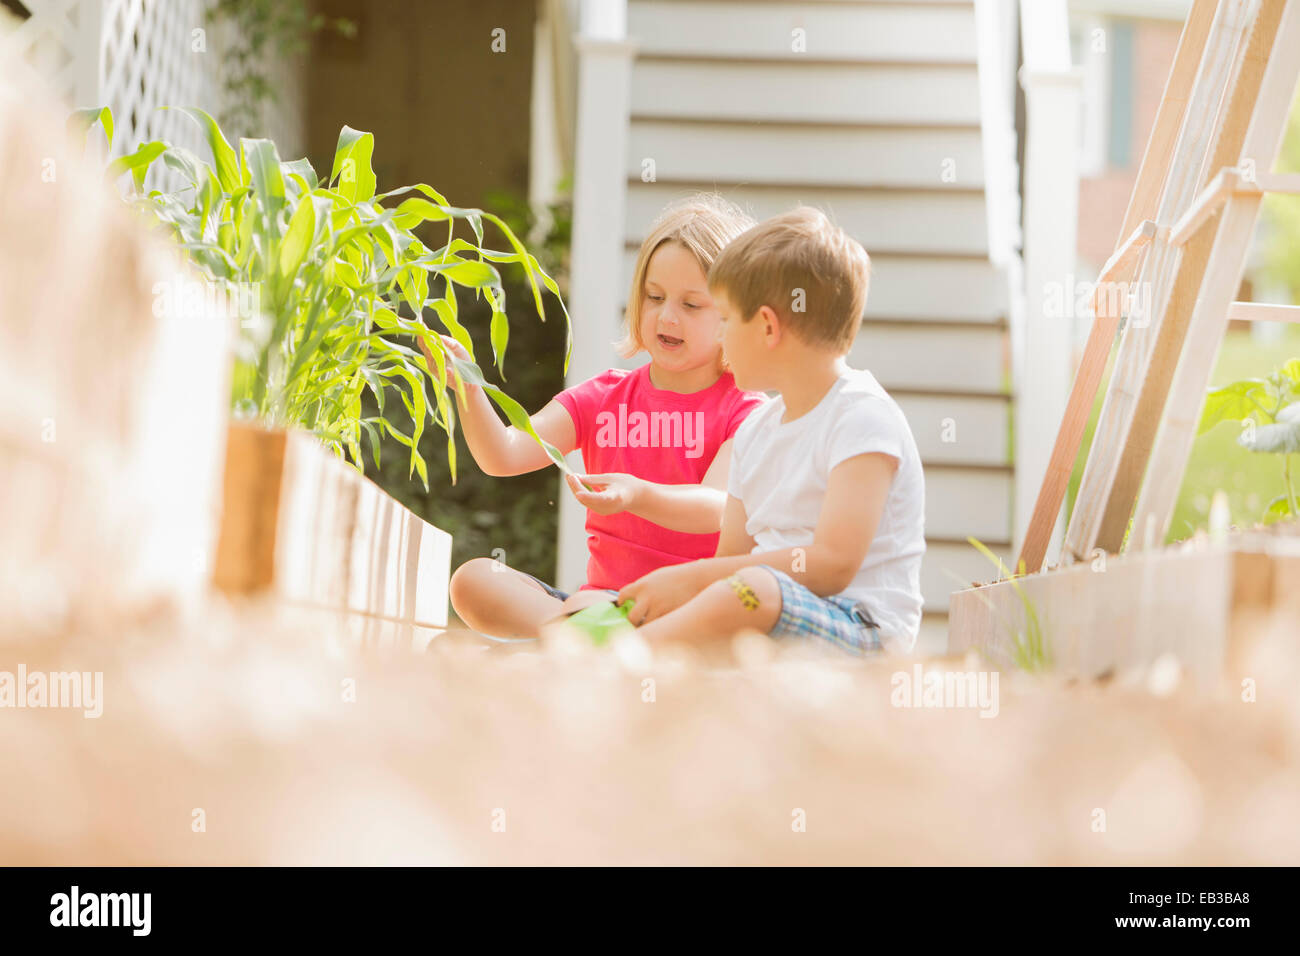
[1198,357,1300,522]
[964,537,1050,674]
[75,106,572,490]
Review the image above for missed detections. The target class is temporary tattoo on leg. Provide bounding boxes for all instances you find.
[726,574,760,611]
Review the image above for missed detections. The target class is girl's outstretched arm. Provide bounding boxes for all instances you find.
[420,335,576,477]
[563,438,736,534]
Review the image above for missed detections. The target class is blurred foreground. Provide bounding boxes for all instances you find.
[3,600,1299,865]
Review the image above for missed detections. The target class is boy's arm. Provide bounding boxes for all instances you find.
[715,492,757,557]
[564,439,737,534]
[618,452,897,621]
[420,335,577,477]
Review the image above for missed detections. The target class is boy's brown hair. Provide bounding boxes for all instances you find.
[707,206,870,353]
[616,193,756,358]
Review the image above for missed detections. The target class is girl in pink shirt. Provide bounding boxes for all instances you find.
[428,195,766,639]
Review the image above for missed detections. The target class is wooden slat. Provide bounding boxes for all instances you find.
[1170,171,1300,247]
[1016,0,1219,573]
[213,424,287,593]
[1169,167,1241,243]
[1062,0,1257,562]
[1091,0,1287,556]
[952,535,1300,688]
[214,422,453,629]
[1130,0,1300,547]
[1229,301,1300,322]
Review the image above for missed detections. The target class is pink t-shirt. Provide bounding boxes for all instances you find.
[556,363,767,590]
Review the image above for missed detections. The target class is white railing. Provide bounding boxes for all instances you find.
[1012,0,1083,557]
[556,0,635,591]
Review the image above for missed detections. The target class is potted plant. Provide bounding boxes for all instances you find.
[79,107,571,638]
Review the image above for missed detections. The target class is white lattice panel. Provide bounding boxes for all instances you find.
[16,0,305,190]
[2,0,101,106]
[100,0,218,188]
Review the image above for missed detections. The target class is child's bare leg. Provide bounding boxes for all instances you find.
[449,557,564,638]
[558,590,619,615]
[636,566,782,646]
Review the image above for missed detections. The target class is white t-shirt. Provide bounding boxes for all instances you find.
[727,367,926,652]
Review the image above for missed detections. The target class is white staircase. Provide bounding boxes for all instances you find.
[613,0,1015,623]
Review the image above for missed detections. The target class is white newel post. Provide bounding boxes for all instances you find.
[557,0,634,591]
[1015,0,1082,558]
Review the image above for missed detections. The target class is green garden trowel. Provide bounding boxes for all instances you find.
[564,599,635,646]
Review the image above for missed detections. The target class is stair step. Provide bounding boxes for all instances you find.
[627,119,985,190]
[925,465,1011,543]
[853,321,1006,393]
[628,0,978,64]
[893,392,1009,467]
[631,59,981,126]
[922,539,1010,613]
[619,249,1006,322]
[626,181,990,256]
[866,254,1006,321]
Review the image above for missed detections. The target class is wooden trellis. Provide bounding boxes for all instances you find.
[951,0,1300,683]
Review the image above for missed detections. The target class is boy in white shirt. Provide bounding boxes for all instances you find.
[617,207,926,654]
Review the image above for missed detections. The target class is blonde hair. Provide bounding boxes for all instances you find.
[707,206,870,353]
[615,194,756,358]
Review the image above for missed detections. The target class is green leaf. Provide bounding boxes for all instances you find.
[330,126,377,204]
[170,107,240,191]
[376,183,449,205]
[1239,403,1300,453]
[472,371,573,474]
[1199,379,1271,434]
[490,308,509,377]
[278,195,315,278]
[69,106,114,153]
[429,259,500,288]
[392,197,453,229]
[242,138,285,223]
[159,145,205,188]
[428,292,474,360]
[106,141,167,190]
[1264,495,1295,523]
[282,158,319,190]
[359,418,383,470]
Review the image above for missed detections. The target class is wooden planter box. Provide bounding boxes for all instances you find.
[213,421,452,646]
[948,531,1300,688]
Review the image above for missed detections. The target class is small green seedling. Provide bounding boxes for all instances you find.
[564,600,635,646]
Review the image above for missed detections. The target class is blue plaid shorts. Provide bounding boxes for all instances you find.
[758,565,882,655]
